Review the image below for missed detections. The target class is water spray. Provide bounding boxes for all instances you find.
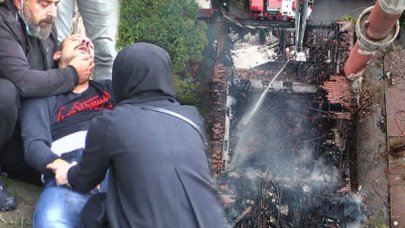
[241,60,291,127]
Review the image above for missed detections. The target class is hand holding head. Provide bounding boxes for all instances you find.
[53,34,95,85]
[53,34,95,67]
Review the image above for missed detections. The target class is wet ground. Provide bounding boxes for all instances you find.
[355,54,390,227]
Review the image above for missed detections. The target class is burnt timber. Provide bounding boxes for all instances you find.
[206,18,366,227]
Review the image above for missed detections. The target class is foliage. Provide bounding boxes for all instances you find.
[118,0,208,104]
[118,0,208,74]
[173,74,200,105]
[340,15,357,25]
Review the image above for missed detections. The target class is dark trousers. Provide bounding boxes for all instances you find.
[0,79,19,147]
[0,79,41,185]
[80,192,109,228]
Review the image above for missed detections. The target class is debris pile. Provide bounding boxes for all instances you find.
[321,75,353,120]
[207,64,227,174]
[206,20,364,227]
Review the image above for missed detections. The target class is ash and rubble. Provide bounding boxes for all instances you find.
[206,19,367,227]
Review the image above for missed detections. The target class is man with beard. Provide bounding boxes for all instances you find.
[21,34,113,228]
[0,0,94,211]
[48,42,228,228]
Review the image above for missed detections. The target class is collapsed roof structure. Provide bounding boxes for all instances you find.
[206,7,367,227]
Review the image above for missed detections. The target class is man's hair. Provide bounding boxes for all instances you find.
[57,39,67,52]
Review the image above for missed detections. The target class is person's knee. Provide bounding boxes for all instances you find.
[34,186,89,227]
[94,41,116,63]
[33,205,66,228]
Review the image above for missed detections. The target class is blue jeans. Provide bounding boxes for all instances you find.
[33,179,91,228]
[55,0,119,81]
[34,175,109,228]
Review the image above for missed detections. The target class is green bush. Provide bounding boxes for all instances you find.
[173,75,200,105]
[340,15,357,25]
[118,0,208,105]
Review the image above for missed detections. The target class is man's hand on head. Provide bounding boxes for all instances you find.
[69,54,95,84]
[55,34,96,84]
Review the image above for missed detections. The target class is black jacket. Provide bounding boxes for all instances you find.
[68,43,227,228]
[0,1,77,97]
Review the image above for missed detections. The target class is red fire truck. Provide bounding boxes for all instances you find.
[249,0,313,21]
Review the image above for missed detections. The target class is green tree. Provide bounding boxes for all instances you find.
[118,0,208,105]
[173,74,200,105]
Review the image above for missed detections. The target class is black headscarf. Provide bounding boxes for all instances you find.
[112,42,175,104]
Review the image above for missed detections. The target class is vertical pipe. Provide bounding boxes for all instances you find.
[295,0,301,49]
[343,43,373,77]
[366,1,403,40]
[344,0,405,78]
[299,0,309,49]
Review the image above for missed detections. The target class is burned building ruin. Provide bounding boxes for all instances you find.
[206,19,366,227]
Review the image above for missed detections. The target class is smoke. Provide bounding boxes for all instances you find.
[345,193,367,227]
[229,93,322,182]
[222,91,364,226]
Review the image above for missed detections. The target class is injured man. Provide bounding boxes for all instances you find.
[20,34,115,228]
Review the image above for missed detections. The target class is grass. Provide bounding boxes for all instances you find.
[0,178,41,228]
